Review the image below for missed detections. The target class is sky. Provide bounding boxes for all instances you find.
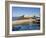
[12,7,40,17]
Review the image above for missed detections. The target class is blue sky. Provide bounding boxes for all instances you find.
[12,7,40,17]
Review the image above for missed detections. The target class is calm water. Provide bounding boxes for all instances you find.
[12,24,40,31]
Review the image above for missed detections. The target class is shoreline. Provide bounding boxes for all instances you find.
[12,19,39,25]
